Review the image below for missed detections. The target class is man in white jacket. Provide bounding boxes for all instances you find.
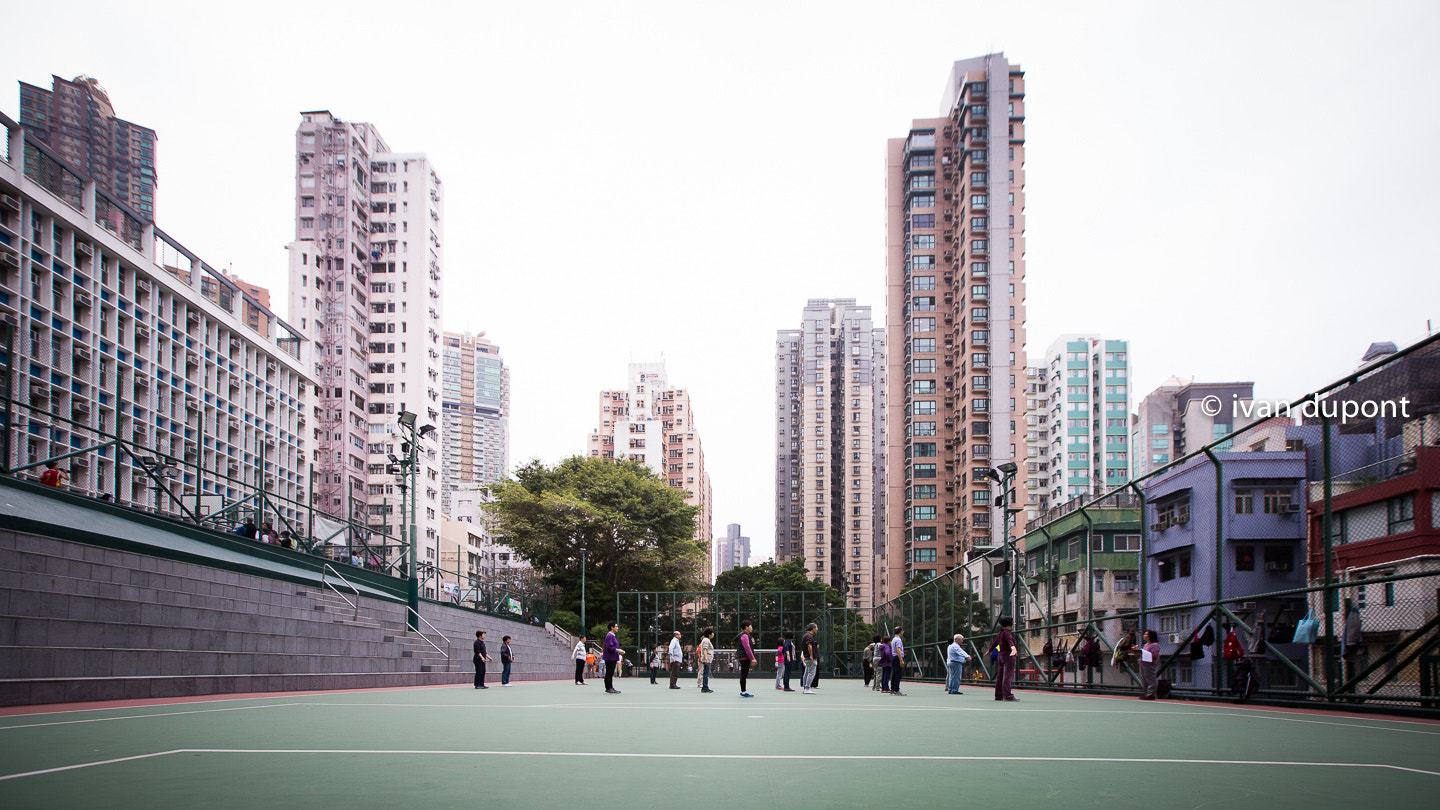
[573,635,588,685]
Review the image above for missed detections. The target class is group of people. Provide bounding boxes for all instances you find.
[231,519,295,549]
[471,630,517,688]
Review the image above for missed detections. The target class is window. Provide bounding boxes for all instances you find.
[1235,490,1254,515]
[913,296,936,311]
[913,380,937,394]
[1261,488,1293,514]
[913,463,936,478]
[913,339,936,353]
[913,485,936,499]
[914,548,937,563]
[912,318,935,333]
[913,359,936,374]
[1235,545,1255,571]
[1262,546,1293,573]
[971,490,991,505]
[911,401,936,415]
[913,442,937,457]
[910,194,935,209]
[914,506,937,520]
[1114,534,1140,552]
[1113,573,1138,593]
[1157,550,1192,583]
[1387,494,1415,533]
[912,214,935,228]
[1093,570,1105,592]
[913,422,937,436]
[913,276,936,291]
[1068,538,1080,560]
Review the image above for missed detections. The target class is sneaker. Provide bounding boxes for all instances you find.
[669,685,682,690]
[701,688,714,693]
[776,686,784,691]
[783,688,796,692]
[606,689,622,694]
[1003,696,1020,702]
[802,689,815,695]
[880,689,890,694]
[477,686,488,689]
[740,692,754,698]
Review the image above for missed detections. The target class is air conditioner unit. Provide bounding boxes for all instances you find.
[185,398,199,411]
[1175,517,1189,526]
[0,253,18,269]
[76,292,92,307]
[76,346,92,361]
[135,326,150,339]
[1150,522,1166,532]
[76,242,93,257]
[1168,633,1185,644]
[0,193,18,211]
[1283,503,1302,514]
[136,280,151,294]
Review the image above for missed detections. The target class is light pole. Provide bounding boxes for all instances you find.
[987,461,1021,622]
[394,410,436,631]
[580,547,587,636]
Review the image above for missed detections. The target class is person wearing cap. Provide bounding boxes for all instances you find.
[667,630,684,689]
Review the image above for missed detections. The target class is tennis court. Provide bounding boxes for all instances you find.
[1,680,1437,808]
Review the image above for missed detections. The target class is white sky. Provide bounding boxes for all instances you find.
[5,1,1437,564]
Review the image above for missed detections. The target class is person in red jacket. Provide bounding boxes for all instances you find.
[39,462,66,488]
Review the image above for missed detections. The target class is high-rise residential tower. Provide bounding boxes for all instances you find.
[287,111,445,589]
[441,331,510,516]
[1131,378,1255,480]
[1037,335,1131,507]
[18,75,157,218]
[775,299,882,609]
[587,362,714,584]
[884,54,1028,601]
[715,523,751,577]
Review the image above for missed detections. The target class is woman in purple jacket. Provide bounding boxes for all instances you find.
[735,621,757,697]
[603,622,624,694]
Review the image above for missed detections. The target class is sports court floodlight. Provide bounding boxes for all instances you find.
[397,411,417,429]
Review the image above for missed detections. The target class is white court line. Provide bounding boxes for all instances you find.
[0,703,301,732]
[2,749,1436,782]
[285,701,1440,734]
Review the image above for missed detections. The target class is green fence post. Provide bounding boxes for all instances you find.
[1321,411,1336,701]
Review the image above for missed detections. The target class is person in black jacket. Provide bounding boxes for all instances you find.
[473,630,494,689]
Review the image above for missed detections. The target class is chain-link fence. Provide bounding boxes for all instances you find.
[860,334,1440,715]
[616,591,832,677]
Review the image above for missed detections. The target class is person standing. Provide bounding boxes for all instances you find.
[500,635,515,686]
[774,637,786,691]
[39,461,67,488]
[649,645,664,685]
[872,635,888,692]
[668,630,684,689]
[603,622,623,694]
[782,630,797,692]
[735,621,757,697]
[473,630,493,689]
[995,617,1019,702]
[862,637,876,688]
[698,628,716,693]
[1138,629,1161,700]
[946,634,971,695]
[801,623,820,695]
[573,634,588,685]
[888,627,907,696]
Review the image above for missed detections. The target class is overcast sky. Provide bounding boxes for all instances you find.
[4,1,1437,564]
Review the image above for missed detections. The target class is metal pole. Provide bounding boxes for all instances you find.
[580,548,587,634]
[1321,413,1336,699]
[406,422,419,631]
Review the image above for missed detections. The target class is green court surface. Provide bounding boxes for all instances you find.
[1,681,1437,809]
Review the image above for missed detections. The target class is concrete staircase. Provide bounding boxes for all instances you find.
[0,524,573,705]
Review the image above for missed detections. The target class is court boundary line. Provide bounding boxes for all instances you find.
[3,748,1437,782]
[0,703,302,732]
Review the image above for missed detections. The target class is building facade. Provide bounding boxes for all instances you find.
[884,53,1029,601]
[18,75,157,219]
[775,299,882,609]
[1037,335,1131,507]
[286,111,445,587]
[586,361,714,584]
[1131,378,1255,480]
[441,331,509,516]
[715,523,751,577]
[0,113,312,524]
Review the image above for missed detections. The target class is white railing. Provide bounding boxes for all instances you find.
[321,563,360,620]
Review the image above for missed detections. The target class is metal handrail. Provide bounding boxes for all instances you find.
[406,607,450,658]
[321,563,360,619]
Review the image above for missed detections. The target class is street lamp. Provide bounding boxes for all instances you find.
[988,461,1021,623]
[396,410,436,630]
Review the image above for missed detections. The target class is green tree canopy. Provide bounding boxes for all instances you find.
[483,456,704,622]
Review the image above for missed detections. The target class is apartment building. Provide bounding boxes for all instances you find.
[18,75,156,219]
[441,331,509,516]
[586,361,714,584]
[1131,378,1254,480]
[286,110,445,586]
[884,53,1028,600]
[715,523,751,577]
[1037,335,1131,506]
[0,113,312,522]
[775,298,883,609]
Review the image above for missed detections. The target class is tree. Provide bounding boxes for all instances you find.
[483,456,704,624]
